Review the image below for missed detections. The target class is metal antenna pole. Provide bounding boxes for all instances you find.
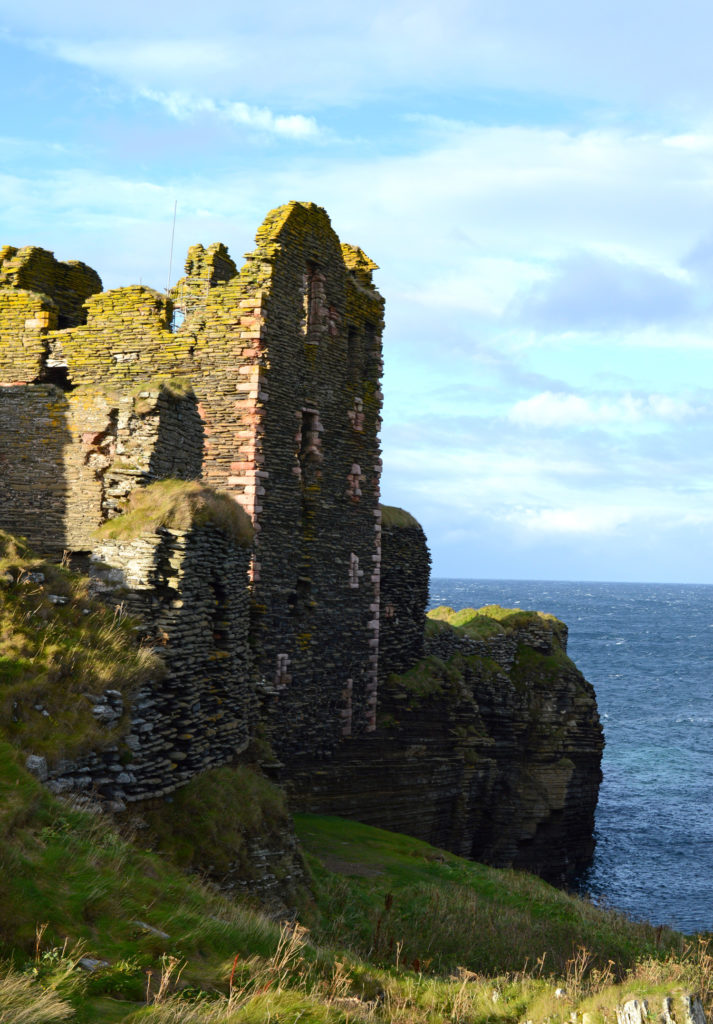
[166,200,178,294]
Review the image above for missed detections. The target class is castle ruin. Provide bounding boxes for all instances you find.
[0,203,603,883]
[0,202,428,798]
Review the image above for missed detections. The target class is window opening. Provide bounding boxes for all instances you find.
[275,653,291,688]
[297,408,323,486]
[210,573,229,652]
[302,262,317,337]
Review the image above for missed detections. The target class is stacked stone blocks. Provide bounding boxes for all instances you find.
[0,203,401,793]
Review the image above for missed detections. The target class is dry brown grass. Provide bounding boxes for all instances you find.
[0,971,73,1023]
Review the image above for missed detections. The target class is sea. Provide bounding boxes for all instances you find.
[429,578,713,936]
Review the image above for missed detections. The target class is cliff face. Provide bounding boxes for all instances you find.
[0,206,604,888]
[289,607,603,884]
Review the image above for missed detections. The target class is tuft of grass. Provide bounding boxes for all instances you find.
[97,481,253,548]
[0,531,33,562]
[382,654,464,701]
[380,505,422,530]
[0,531,163,762]
[0,970,73,1023]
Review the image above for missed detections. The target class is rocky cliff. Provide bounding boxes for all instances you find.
[289,604,603,884]
[0,205,604,891]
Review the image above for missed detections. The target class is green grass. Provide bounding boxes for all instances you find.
[0,756,711,1024]
[2,536,712,1022]
[0,531,162,762]
[380,506,422,530]
[97,481,253,547]
[295,815,684,979]
[426,603,568,644]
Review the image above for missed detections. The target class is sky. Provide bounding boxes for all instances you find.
[3,1,713,583]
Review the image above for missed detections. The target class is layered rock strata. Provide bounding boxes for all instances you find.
[290,607,604,883]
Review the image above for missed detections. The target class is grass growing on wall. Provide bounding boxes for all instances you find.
[134,762,307,905]
[97,481,253,547]
[380,505,423,530]
[0,531,162,762]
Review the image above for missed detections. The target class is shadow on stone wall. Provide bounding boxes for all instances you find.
[0,384,73,557]
[147,385,204,482]
[50,504,257,806]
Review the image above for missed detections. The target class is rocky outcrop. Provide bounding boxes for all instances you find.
[289,606,603,884]
[617,995,707,1024]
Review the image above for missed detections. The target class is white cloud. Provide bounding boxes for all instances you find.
[398,259,548,315]
[508,392,693,428]
[507,505,633,535]
[12,0,713,113]
[48,38,235,81]
[663,133,713,152]
[139,90,320,139]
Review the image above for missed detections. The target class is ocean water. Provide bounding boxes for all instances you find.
[429,578,713,935]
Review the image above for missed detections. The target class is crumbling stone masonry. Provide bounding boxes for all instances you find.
[378,506,431,680]
[0,203,388,778]
[0,205,604,883]
[40,498,255,808]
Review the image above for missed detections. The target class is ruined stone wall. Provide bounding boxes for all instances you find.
[43,262,263,512]
[0,202,385,767]
[0,245,101,328]
[43,501,255,806]
[0,289,57,384]
[378,506,431,679]
[0,379,203,556]
[173,242,238,315]
[230,205,384,757]
[0,384,72,554]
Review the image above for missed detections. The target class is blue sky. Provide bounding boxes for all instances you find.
[4,1,713,583]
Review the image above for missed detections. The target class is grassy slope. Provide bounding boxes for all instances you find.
[295,815,680,977]
[1,747,710,1024]
[2,545,711,1023]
